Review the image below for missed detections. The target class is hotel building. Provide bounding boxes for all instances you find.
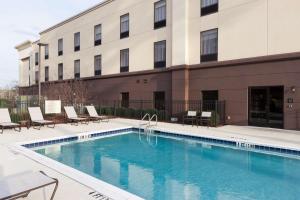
[16,0,300,129]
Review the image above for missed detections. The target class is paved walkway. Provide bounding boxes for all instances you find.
[0,119,299,200]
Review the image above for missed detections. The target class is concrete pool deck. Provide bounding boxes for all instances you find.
[0,118,300,200]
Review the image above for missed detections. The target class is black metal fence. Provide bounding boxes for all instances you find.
[0,98,226,127]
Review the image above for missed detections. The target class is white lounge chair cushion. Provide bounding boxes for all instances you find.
[0,109,12,123]
[28,107,45,121]
[64,106,78,119]
[86,106,99,117]
[32,120,53,124]
[69,117,86,121]
[0,171,55,199]
[0,122,19,127]
[202,112,212,118]
[187,111,197,117]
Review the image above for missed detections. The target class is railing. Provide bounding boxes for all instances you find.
[0,98,226,127]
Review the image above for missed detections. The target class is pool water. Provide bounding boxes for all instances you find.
[35,132,300,200]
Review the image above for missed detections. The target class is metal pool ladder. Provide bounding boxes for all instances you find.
[139,113,158,146]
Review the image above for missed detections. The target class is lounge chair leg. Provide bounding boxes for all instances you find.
[1,127,3,134]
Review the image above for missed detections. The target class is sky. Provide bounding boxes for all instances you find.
[0,0,103,88]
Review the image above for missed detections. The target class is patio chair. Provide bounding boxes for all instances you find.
[198,111,212,127]
[64,106,89,125]
[0,171,58,200]
[28,107,55,130]
[0,108,21,134]
[86,106,110,123]
[182,111,198,126]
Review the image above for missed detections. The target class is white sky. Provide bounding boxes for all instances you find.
[0,0,103,88]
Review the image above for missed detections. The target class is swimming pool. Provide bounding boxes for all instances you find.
[34,131,300,200]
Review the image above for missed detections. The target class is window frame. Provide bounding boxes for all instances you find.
[94,24,102,46]
[154,0,167,29]
[200,29,218,62]
[58,38,63,56]
[120,49,129,73]
[74,32,80,52]
[94,55,102,76]
[45,66,49,82]
[201,0,219,16]
[45,45,49,60]
[120,13,130,39]
[74,60,80,79]
[154,40,167,68]
[58,63,63,80]
[35,52,39,66]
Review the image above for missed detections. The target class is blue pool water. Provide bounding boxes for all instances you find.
[35,132,300,200]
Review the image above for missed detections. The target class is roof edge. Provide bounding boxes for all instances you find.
[40,0,114,35]
[15,40,32,50]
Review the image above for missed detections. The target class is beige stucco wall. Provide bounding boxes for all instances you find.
[17,0,300,86]
[39,0,172,82]
[188,0,300,64]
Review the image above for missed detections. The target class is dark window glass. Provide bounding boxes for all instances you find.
[201,29,218,62]
[58,63,63,80]
[201,0,218,16]
[120,14,129,39]
[74,32,80,51]
[74,60,80,79]
[154,0,166,29]
[94,24,102,46]
[154,91,165,110]
[58,39,63,56]
[45,66,49,82]
[35,71,39,84]
[202,90,219,111]
[45,45,49,60]
[94,55,102,76]
[120,49,129,72]
[154,40,166,68]
[35,53,39,65]
[121,92,129,108]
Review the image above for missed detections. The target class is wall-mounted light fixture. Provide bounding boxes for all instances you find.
[291,86,296,93]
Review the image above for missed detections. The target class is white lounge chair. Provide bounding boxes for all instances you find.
[0,171,58,200]
[0,108,21,134]
[64,106,88,125]
[28,107,55,130]
[86,106,109,123]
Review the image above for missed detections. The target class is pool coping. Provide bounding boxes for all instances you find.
[11,127,144,200]
[10,125,300,200]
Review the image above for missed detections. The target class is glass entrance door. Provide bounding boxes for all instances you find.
[249,86,284,129]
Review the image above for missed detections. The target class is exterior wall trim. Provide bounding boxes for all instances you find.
[40,0,114,35]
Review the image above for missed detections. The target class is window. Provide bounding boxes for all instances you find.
[58,63,63,80]
[74,32,80,51]
[201,29,218,62]
[94,55,102,76]
[154,40,166,68]
[58,39,63,56]
[154,91,165,110]
[74,60,80,79]
[45,66,49,82]
[121,92,129,108]
[120,49,129,72]
[154,0,166,29]
[35,71,39,84]
[201,0,218,16]
[35,53,39,65]
[202,90,219,111]
[94,24,102,46]
[120,14,129,39]
[45,45,49,60]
